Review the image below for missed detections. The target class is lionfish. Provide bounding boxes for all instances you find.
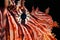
[0,0,58,40]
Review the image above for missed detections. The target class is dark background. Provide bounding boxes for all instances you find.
[24,0,60,40]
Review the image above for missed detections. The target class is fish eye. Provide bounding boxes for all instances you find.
[21,12,27,20]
